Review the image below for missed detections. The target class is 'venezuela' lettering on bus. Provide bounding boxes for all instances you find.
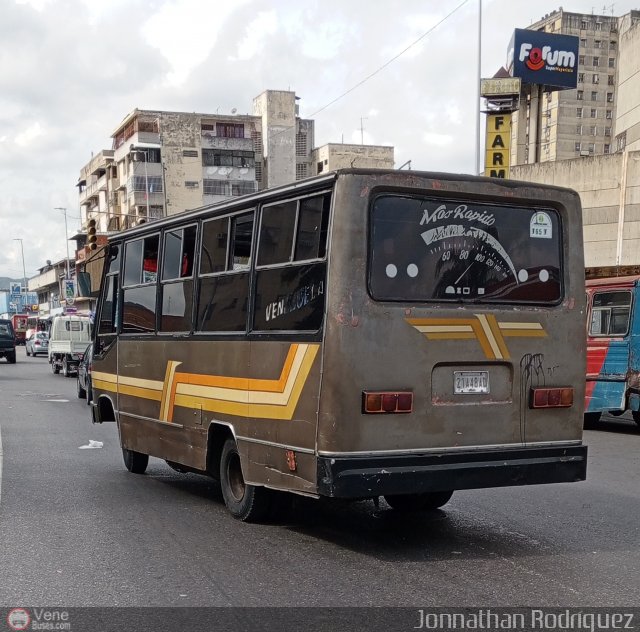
[265,281,325,322]
[420,204,495,227]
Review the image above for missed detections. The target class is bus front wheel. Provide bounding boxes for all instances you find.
[384,490,454,512]
[220,438,271,522]
[122,447,149,474]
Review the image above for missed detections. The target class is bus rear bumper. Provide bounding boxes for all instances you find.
[316,445,588,499]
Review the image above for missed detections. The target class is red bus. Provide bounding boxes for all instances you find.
[11,314,29,345]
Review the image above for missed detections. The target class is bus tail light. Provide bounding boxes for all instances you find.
[362,391,413,414]
[529,387,574,409]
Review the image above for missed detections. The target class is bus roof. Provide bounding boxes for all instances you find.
[586,275,640,288]
[109,168,581,242]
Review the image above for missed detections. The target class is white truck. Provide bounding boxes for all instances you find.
[48,315,92,377]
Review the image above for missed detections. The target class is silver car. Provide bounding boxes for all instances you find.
[26,331,49,357]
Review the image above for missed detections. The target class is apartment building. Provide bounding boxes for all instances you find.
[510,9,640,166]
[78,90,315,234]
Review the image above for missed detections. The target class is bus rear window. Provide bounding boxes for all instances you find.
[369,195,562,304]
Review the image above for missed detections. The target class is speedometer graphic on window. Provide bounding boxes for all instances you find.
[369,195,562,304]
[420,224,518,298]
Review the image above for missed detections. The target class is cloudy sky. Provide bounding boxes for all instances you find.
[1,0,637,280]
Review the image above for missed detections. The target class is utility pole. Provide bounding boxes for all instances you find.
[360,117,368,145]
[13,238,27,306]
[475,0,483,175]
[54,207,71,279]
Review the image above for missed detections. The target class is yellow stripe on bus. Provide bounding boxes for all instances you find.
[93,343,320,422]
[171,344,318,420]
[406,316,547,360]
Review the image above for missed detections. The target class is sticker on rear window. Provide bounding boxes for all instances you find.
[530,212,552,239]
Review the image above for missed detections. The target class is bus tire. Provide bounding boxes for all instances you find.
[384,490,454,512]
[122,447,149,474]
[632,410,640,426]
[220,438,271,522]
[583,412,601,428]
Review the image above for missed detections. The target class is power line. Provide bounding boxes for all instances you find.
[306,0,471,120]
[268,0,471,141]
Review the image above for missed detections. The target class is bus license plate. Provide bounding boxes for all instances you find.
[454,371,490,394]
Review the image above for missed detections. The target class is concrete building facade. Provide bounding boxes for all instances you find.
[27,258,76,317]
[614,14,640,153]
[312,143,394,174]
[512,150,640,269]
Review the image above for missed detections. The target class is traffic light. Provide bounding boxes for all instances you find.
[87,218,97,251]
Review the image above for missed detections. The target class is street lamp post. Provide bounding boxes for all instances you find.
[13,238,27,308]
[54,207,71,279]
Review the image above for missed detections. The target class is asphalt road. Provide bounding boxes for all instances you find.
[1,345,639,608]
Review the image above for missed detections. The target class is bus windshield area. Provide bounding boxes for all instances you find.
[369,194,562,304]
[589,291,632,336]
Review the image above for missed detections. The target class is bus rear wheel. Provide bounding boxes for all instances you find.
[384,490,454,512]
[122,447,149,474]
[220,438,271,522]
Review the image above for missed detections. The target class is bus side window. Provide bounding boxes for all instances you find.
[197,211,254,333]
[159,225,197,333]
[161,227,196,282]
[181,226,196,277]
[590,291,631,336]
[231,213,255,271]
[200,218,229,275]
[294,193,331,261]
[121,234,159,334]
[123,235,159,285]
[258,200,297,266]
[142,236,159,284]
[253,192,330,333]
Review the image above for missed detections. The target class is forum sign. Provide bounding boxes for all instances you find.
[507,28,579,90]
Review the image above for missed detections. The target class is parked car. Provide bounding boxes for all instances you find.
[0,319,16,363]
[26,331,49,357]
[77,343,93,404]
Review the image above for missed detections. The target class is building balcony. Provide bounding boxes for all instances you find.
[201,136,254,152]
